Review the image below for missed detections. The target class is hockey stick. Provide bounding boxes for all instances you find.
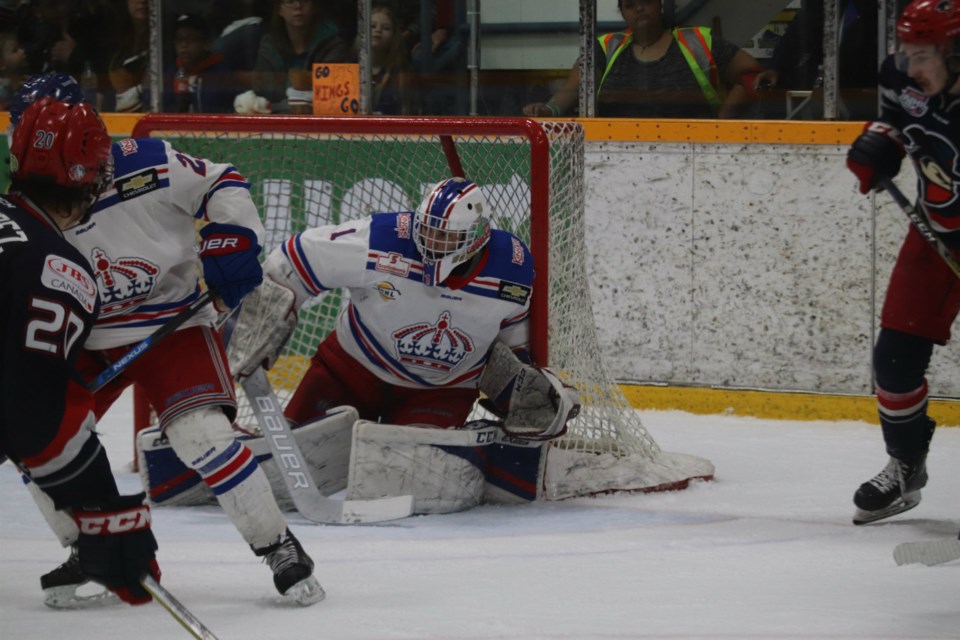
[240,367,414,524]
[87,291,215,393]
[879,178,960,279]
[893,539,960,566]
[141,575,220,639]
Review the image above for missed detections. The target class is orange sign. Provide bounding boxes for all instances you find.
[312,64,359,115]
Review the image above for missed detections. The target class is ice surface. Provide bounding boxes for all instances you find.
[3,391,960,639]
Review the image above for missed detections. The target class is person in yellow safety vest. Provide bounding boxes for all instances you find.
[522,0,766,119]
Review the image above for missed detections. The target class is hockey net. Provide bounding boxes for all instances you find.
[131,114,712,499]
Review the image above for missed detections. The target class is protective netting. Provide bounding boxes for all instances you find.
[133,115,683,497]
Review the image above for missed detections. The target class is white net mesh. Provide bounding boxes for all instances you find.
[132,115,708,498]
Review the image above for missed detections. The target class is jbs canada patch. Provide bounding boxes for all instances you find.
[42,254,97,313]
[498,281,531,304]
[116,169,159,201]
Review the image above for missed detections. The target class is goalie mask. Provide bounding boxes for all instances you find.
[414,178,491,287]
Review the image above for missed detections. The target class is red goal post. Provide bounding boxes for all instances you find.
[130,114,713,499]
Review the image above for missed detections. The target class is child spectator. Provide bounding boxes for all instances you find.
[368,3,415,115]
[172,13,235,113]
[105,0,149,112]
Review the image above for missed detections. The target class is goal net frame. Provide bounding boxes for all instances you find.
[130,114,713,500]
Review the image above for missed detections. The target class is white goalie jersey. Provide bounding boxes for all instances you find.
[268,212,534,389]
[65,137,265,350]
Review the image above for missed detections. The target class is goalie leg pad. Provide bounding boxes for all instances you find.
[347,421,493,514]
[138,407,357,510]
[482,442,547,504]
[164,406,287,550]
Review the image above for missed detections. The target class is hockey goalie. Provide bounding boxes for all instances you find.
[139,177,580,515]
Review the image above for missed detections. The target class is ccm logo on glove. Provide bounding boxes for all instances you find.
[77,505,151,535]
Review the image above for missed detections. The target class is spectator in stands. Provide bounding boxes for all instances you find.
[171,13,235,113]
[105,0,150,112]
[755,0,881,120]
[15,0,103,77]
[250,0,351,114]
[0,29,28,109]
[522,0,765,119]
[397,0,463,115]
[366,2,416,115]
[211,0,271,91]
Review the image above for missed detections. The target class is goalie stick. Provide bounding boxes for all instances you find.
[87,291,215,393]
[240,367,414,524]
[141,575,220,640]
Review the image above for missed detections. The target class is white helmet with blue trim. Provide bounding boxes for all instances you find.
[414,177,491,287]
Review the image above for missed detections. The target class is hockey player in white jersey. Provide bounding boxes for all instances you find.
[230,177,580,513]
[10,73,323,607]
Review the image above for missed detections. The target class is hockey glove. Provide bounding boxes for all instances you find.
[199,222,264,310]
[847,122,905,194]
[72,492,160,605]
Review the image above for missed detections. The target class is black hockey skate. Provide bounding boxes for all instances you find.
[853,456,928,525]
[40,545,120,609]
[255,529,325,606]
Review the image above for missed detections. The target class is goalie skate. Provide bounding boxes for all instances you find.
[41,546,120,609]
[852,457,927,525]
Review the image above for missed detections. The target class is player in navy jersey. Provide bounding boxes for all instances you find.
[228,177,580,514]
[9,72,323,607]
[1,96,161,606]
[846,0,960,525]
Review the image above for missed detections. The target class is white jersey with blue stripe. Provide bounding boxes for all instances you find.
[276,211,533,389]
[65,137,264,350]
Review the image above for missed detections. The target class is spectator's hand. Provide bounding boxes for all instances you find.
[523,103,556,117]
[754,69,778,91]
[847,122,905,195]
[50,34,76,64]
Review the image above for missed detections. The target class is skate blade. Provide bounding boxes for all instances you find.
[283,575,325,606]
[44,583,121,609]
[852,491,920,525]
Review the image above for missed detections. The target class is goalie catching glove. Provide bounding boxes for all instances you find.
[199,222,263,310]
[72,493,160,605]
[479,340,580,441]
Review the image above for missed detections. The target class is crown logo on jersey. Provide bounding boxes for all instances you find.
[90,247,160,316]
[393,311,474,373]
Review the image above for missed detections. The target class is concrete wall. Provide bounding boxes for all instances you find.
[583,140,960,397]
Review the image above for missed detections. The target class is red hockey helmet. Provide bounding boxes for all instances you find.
[897,0,960,44]
[9,96,112,194]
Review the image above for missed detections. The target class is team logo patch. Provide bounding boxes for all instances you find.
[118,138,139,155]
[42,255,98,313]
[375,252,411,277]
[511,237,525,265]
[498,281,531,304]
[375,281,401,300]
[116,169,160,200]
[395,213,411,239]
[393,311,475,373]
[899,87,929,117]
[89,247,160,316]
